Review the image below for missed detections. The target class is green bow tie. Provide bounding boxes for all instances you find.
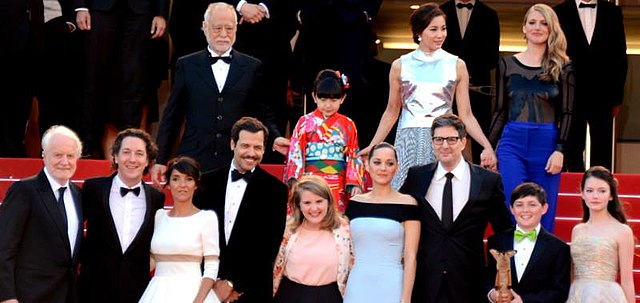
[514,230,537,242]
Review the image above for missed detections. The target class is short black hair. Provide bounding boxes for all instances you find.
[313,69,346,99]
[231,117,269,146]
[164,156,202,188]
[510,182,547,206]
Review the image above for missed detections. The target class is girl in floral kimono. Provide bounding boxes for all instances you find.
[285,69,364,212]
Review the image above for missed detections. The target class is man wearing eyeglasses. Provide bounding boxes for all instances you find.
[400,113,513,303]
[153,2,289,183]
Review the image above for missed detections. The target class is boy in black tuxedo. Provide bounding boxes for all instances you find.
[486,182,570,303]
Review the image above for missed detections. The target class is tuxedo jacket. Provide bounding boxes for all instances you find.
[486,228,570,303]
[0,170,82,303]
[554,0,627,108]
[78,175,165,303]
[195,165,287,303]
[400,161,513,303]
[441,0,500,86]
[156,49,281,173]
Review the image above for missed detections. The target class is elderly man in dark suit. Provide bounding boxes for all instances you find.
[78,128,165,303]
[400,114,513,303]
[554,0,627,171]
[195,117,288,303]
[152,2,288,184]
[0,125,83,303]
[440,0,500,165]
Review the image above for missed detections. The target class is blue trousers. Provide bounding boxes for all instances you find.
[497,121,560,232]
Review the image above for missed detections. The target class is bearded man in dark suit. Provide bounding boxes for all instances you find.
[195,117,288,303]
[152,2,288,185]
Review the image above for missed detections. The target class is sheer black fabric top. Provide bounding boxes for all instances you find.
[488,55,575,152]
[346,200,420,223]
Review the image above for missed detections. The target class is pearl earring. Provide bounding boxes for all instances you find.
[418,36,422,42]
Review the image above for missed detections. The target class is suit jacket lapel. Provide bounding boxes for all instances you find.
[452,162,481,225]
[444,3,463,42]
[520,228,550,281]
[124,182,156,255]
[503,232,519,286]
[102,174,125,252]
[36,170,72,254]
[411,164,443,230]
[216,167,230,250]
[227,167,259,247]
[569,3,590,45]
[70,184,83,257]
[195,50,219,92]
[222,49,246,94]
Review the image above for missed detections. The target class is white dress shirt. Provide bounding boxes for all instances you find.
[455,0,476,38]
[223,163,255,243]
[208,47,232,92]
[576,0,597,44]
[109,175,146,253]
[426,159,471,222]
[44,168,79,255]
[513,224,540,282]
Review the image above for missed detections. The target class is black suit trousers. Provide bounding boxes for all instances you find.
[81,2,149,151]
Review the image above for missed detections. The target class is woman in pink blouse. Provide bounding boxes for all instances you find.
[273,175,352,302]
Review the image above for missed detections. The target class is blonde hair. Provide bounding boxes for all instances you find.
[287,175,342,231]
[524,4,570,82]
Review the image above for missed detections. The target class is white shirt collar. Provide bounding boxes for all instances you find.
[44,167,70,189]
[455,0,476,6]
[515,224,541,237]
[435,158,467,181]
[208,46,232,58]
[114,174,143,189]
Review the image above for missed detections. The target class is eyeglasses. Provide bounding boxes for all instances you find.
[432,136,460,145]
[209,25,235,34]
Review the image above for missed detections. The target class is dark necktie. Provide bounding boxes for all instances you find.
[442,172,454,229]
[231,169,252,182]
[120,187,141,197]
[57,187,68,231]
[456,2,473,9]
[209,56,232,64]
[579,2,596,8]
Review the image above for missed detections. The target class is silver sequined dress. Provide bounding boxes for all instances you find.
[393,48,457,189]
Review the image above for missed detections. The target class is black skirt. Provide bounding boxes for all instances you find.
[274,276,343,303]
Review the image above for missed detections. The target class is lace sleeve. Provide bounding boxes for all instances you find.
[556,64,576,152]
[488,57,509,146]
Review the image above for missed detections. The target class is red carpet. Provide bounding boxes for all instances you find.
[1,158,639,299]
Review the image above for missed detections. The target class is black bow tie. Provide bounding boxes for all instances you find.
[456,2,473,9]
[120,187,141,197]
[231,169,252,182]
[209,56,232,64]
[579,2,596,8]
